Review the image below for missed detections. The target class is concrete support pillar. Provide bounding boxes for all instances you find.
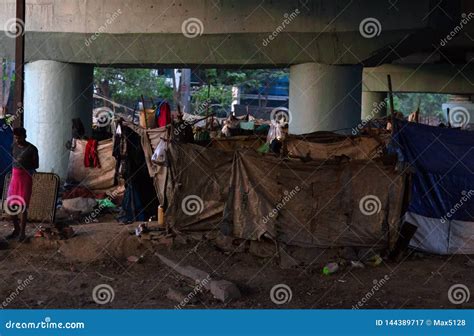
[179,68,191,114]
[289,62,362,135]
[24,60,93,179]
[362,91,387,120]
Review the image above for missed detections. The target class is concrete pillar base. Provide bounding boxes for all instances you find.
[24,60,93,179]
[362,91,387,120]
[289,62,362,135]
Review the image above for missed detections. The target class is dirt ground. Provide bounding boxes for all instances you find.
[0,220,472,309]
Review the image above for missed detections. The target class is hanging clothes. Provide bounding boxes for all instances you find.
[84,139,101,168]
[157,101,171,128]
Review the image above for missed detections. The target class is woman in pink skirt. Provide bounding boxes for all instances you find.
[5,127,38,242]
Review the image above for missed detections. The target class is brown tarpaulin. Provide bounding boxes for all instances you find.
[222,151,404,249]
[67,139,116,190]
[127,125,403,249]
[286,134,389,160]
[166,143,234,232]
[210,136,265,152]
[162,144,403,249]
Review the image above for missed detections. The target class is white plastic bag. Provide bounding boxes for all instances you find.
[152,140,168,165]
[266,120,283,144]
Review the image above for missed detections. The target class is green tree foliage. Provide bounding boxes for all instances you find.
[192,85,232,114]
[393,93,449,120]
[93,68,173,107]
[191,68,288,113]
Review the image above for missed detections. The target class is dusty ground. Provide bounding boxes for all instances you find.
[0,220,472,309]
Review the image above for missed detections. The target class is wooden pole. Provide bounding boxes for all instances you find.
[205,83,210,130]
[13,0,26,127]
[387,75,396,133]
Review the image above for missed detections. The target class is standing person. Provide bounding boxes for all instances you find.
[5,127,38,242]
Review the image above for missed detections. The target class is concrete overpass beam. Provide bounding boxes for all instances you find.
[289,62,362,135]
[24,60,93,179]
[362,91,387,120]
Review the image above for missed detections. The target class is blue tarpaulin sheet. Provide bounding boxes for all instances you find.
[394,121,474,222]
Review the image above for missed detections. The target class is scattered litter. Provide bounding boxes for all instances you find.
[366,254,383,267]
[350,260,365,269]
[127,255,143,263]
[135,223,148,237]
[210,280,241,303]
[96,272,115,281]
[322,262,339,275]
[96,198,116,209]
[62,197,97,214]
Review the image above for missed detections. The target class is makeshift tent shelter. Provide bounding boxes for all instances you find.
[124,121,404,250]
[394,121,474,254]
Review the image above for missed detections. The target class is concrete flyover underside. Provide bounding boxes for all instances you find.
[0,0,469,66]
[0,31,416,67]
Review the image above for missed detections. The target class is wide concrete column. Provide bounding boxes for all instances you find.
[289,63,362,135]
[24,60,93,179]
[362,91,387,120]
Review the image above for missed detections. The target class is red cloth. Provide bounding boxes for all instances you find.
[84,139,101,168]
[157,102,171,128]
[7,167,33,208]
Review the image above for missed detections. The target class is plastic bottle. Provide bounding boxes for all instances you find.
[158,206,165,228]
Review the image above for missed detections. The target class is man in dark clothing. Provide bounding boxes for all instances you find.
[5,127,39,241]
